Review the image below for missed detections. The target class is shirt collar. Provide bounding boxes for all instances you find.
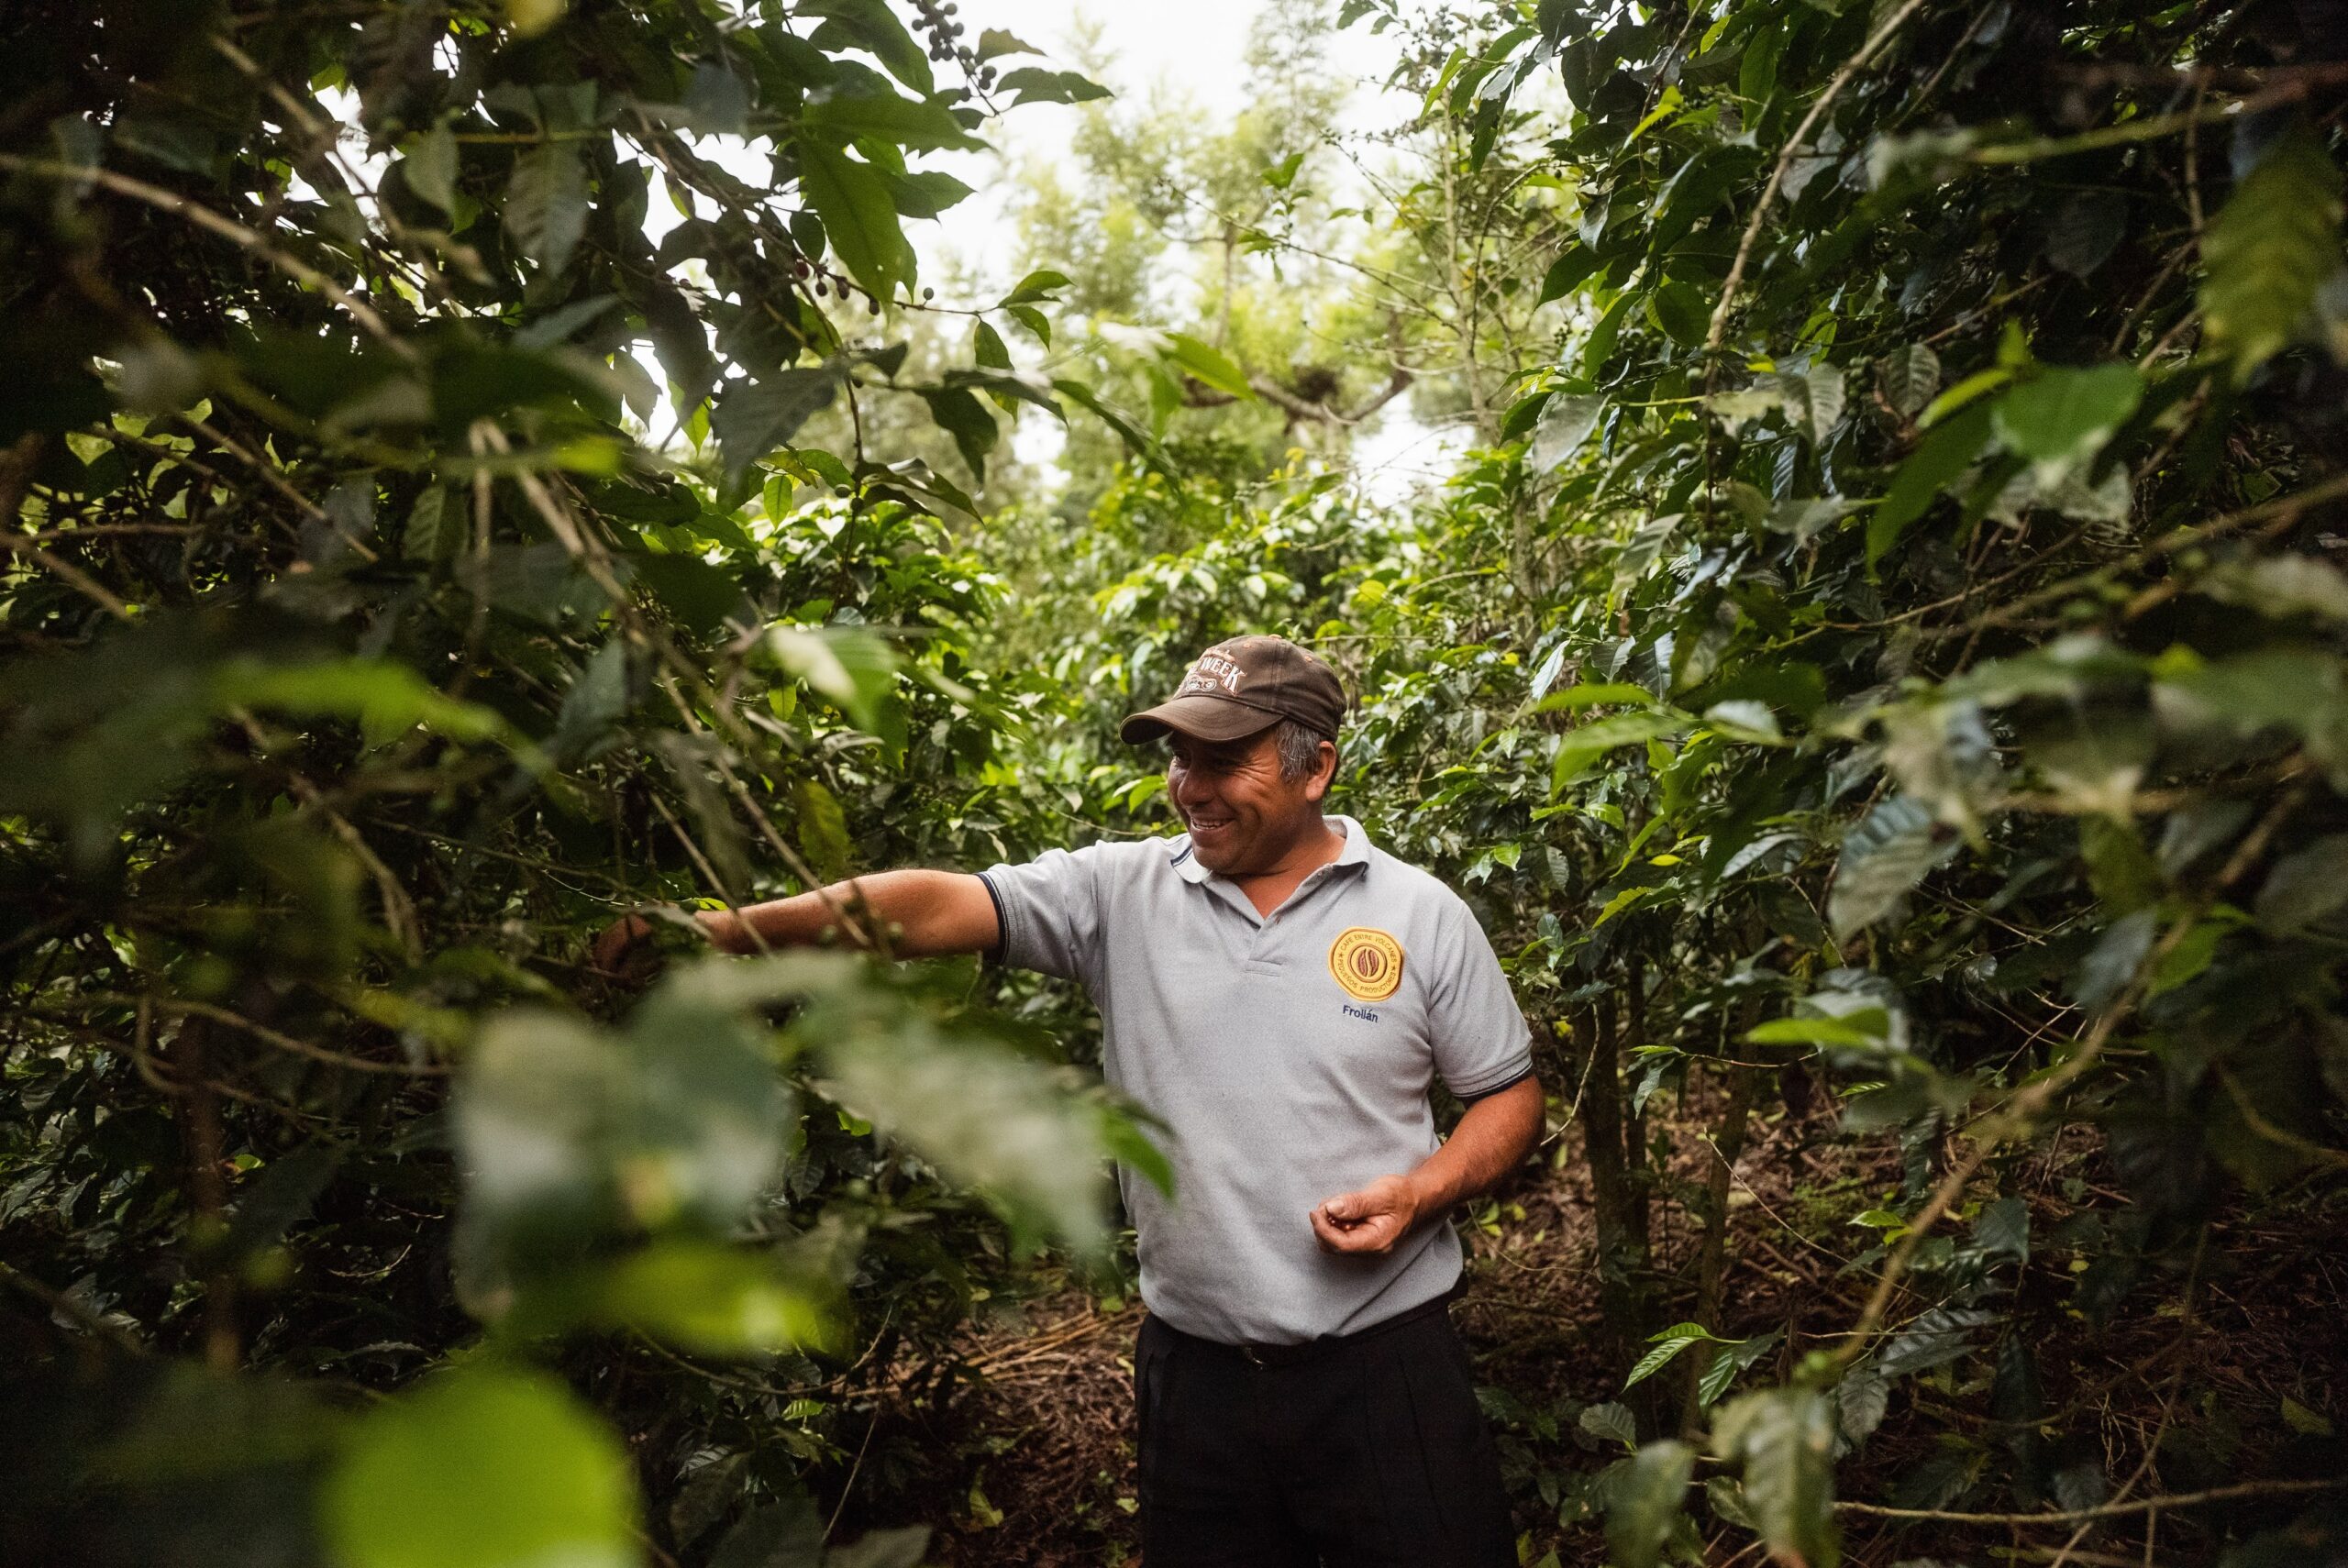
[1168,814,1371,886]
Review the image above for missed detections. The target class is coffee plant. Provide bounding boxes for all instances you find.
[6,0,2347,1564]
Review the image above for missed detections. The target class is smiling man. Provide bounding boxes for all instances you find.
[594,635,1540,1566]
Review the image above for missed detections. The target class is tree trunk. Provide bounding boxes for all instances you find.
[170,1017,239,1371]
[1621,952,1653,1257]
[1573,998,1650,1372]
[1679,1063,1760,1435]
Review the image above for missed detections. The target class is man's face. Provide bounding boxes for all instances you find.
[1165,727,1326,874]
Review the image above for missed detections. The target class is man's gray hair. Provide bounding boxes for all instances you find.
[1274,718,1332,783]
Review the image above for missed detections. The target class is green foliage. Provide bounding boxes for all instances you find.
[2200,130,2346,378]
[1304,0,2348,1556]
[0,1,1134,1561]
[325,1365,637,1568]
[1604,1439,1696,1568]
[1714,1390,1838,1568]
[7,0,2348,1562]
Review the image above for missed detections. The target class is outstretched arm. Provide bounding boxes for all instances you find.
[1310,1075,1544,1255]
[591,868,1001,975]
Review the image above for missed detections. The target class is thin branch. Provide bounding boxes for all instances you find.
[1703,0,1931,363]
[1837,1474,2344,1525]
[1964,74,2340,165]
[173,414,382,562]
[1829,778,2307,1366]
[0,155,414,359]
[21,523,199,543]
[0,1260,150,1355]
[1922,469,2348,641]
[2216,1064,2348,1169]
[33,994,447,1076]
[0,533,136,620]
[231,710,425,962]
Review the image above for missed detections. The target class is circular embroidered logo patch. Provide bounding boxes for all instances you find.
[1328,927,1404,1002]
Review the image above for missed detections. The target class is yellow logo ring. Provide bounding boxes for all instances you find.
[1328,927,1404,1002]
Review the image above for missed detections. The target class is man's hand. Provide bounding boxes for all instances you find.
[1309,1077,1545,1256]
[587,909,709,986]
[1311,1174,1423,1255]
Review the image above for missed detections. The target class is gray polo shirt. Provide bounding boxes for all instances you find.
[979,815,1533,1345]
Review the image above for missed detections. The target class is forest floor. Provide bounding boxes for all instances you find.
[856,1093,2348,1567]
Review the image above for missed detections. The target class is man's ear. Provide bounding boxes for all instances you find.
[1305,739,1337,803]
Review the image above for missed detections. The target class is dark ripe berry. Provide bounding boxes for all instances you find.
[948,20,962,33]
[922,286,936,300]
[941,2,956,12]
[979,66,995,86]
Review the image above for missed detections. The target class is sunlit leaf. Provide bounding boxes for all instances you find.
[403,123,459,214]
[802,88,987,152]
[994,67,1111,106]
[1000,269,1070,306]
[1623,1321,1733,1389]
[1714,1388,1838,1568]
[1991,363,2142,482]
[216,657,513,749]
[713,370,841,480]
[1869,402,1991,563]
[765,624,896,732]
[1579,1399,1639,1452]
[1606,1441,1695,1568]
[2201,129,2343,377]
[1534,392,1604,468]
[1163,333,1255,400]
[797,140,914,301]
[1747,1013,1886,1047]
[594,1241,836,1356]
[1828,795,1956,940]
[815,1020,1116,1255]
[324,1365,637,1568]
[504,141,588,274]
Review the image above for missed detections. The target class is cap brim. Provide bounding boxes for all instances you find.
[1118,695,1281,745]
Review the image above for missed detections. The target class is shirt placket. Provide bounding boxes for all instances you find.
[1231,861,1359,975]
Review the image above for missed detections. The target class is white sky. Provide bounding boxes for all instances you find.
[918,0,1463,501]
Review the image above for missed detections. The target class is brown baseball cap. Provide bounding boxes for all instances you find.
[1119,635,1347,745]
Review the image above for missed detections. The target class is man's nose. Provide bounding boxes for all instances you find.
[1172,767,1215,806]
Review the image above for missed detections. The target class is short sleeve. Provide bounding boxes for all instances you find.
[978,845,1110,987]
[1426,898,1534,1099]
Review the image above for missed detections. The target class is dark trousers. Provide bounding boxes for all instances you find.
[1134,1305,1513,1567]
